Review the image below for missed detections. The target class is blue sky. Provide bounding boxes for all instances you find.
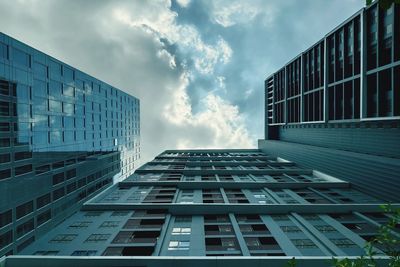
[0,0,364,164]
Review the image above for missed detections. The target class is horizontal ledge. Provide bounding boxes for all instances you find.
[81,203,400,215]
[3,256,392,267]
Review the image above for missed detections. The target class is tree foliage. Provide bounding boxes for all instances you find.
[287,204,400,267]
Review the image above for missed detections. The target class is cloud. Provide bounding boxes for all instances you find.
[113,2,232,75]
[176,0,191,8]
[205,0,279,27]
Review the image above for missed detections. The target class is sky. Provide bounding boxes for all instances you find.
[0,0,364,165]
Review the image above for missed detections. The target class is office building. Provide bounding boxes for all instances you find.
[0,149,395,266]
[0,32,140,257]
[262,2,400,201]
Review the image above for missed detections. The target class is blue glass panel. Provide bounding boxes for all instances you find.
[76,130,84,141]
[49,116,62,128]
[17,85,30,104]
[75,105,84,116]
[33,131,47,145]
[63,103,74,115]
[0,42,8,59]
[64,130,74,143]
[63,67,74,84]
[13,48,30,67]
[33,62,47,78]
[49,60,61,79]
[63,85,74,97]
[50,130,62,144]
[33,79,47,97]
[64,116,74,129]
[49,80,62,98]
[17,104,30,119]
[76,118,84,128]
[32,115,47,130]
[32,98,47,113]
[49,100,62,113]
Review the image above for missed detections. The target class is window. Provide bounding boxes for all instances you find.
[331,238,357,248]
[63,67,74,84]
[13,48,30,67]
[66,182,77,193]
[17,236,34,252]
[69,221,91,228]
[315,225,337,233]
[66,169,76,179]
[0,210,12,228]
[37,210,51,226]
[0,122,10,132]
[168,240,190,250]
[16,201,33,219]
[53,187,65,200]
[0,169,11,180]
[85,234,111,243]
[85,211,103,217]
[34,251,59,255]
[0,138,10,148]
[71,250,97,256]
[0,101,9,116]
[15,164,32,176]
[292,239,317,249]
[100,221,120,228]
[171,227,191,235]
[52,172,64,185]
[36,193,51,208]
[0,42,7,59]
[16,218,34,238]
[50,234,77,243]
[14,152,32,161]
[280,226,301,233]
[33,62,48,78]
[0,230,13,250]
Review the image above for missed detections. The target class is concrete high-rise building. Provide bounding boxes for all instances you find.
[0,32,140,256]
[261,1,400,202]
[0,149,397,266]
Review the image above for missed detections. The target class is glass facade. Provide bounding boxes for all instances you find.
[0,32,139,256]
[265,1,399,132]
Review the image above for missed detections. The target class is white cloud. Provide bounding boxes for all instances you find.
[176,0,191,8]
[113,1,232,75]
[206,0,279,27]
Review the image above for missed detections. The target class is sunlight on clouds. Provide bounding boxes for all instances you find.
[113,2,232,75]
[164,73,253,149]
[207,0,278,27]
[176,0,191,8]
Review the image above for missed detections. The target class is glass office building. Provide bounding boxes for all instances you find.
[262,2,400,201]
[0,32,140,256]
[0,149,396,266]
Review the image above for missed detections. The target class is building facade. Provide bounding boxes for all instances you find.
[0,32,140,257]
[262,2,400,202]
[0,149,396,266]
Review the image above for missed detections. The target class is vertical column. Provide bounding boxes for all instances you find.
[228,213,250,256]
[284,66,288,125]
[360,8,367,119]
[189,215,205,256]
[323,37,329,122]
[300,53,305,123]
